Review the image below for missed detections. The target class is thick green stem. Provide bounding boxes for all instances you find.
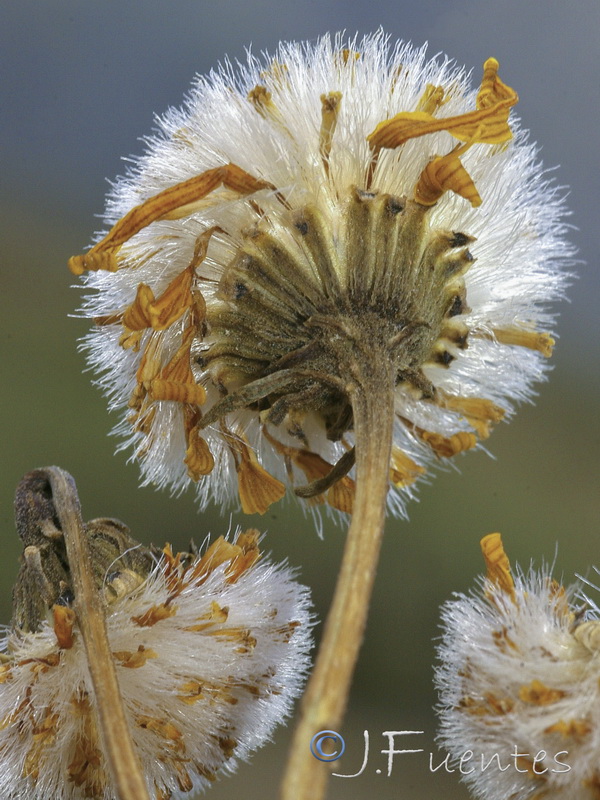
[280,356,395,800]
[47,467,150,800]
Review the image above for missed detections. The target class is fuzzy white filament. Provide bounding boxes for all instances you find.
[74,31,572,520]
[0,534,312,800]
[436,534,600,800]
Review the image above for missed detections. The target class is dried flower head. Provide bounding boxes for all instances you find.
[436,533,600,800]
[1,470,312,800]
[70,32,571,518]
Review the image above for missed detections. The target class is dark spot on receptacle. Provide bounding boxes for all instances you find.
[233,281,248,299]
[436,350,455,366]
[448,295,464,317]
[294,219,309,236]
[450,231,470,248]
[195,354,206,367]
[445,253,475,278]
[386,197,405,215]
[56,588,75,607]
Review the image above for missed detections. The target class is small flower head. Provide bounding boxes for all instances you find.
[2,477,312,800]
[436,533,600,800]
[71,32,572,518]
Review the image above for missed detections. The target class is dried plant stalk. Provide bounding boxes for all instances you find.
[281,355,395,799]
[30,468,150,800]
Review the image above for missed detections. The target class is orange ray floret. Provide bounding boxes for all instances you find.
[146,326,206,406]
[519,679,566,706]
[481,533,515,601]
[184,425,215,480]
[52,604,77,649]
[225,529,261,583]
[122,267,194,332]
[439,394,506,439]
[419,429,477,457]
[235,442,287,514]
[187,536,243,584]
[132,603,177,628]
[414,141,482,207]
[488,326,555,357]
[389,446,426,487]
[367,58,518,151]
[113,645,158,669]
[224,430,286,515]
[262,426,356,513]
[68,165,273,275]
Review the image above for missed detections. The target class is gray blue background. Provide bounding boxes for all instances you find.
[1,1,599,797]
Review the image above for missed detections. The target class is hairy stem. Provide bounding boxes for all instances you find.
[46,467,150,800]
[280,355,395,800]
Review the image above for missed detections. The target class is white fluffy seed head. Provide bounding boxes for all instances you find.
[436,535,600,800]
[74,31,573,521]
[0,531,312,799]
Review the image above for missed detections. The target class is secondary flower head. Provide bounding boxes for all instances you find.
[436,533,600,800]
[71,32,571,518]
[2,471,312,800]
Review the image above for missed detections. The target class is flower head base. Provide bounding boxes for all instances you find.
[436,533,600,800]
[71,33,571,518]
[2,472,312,800]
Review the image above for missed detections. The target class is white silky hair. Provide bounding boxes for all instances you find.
[436,560,600,800]
[78,31,573,518]
[0,546,313,799]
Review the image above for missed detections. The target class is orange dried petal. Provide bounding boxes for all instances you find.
[184,428,215,479]
[389,446,425,487]
[113,645,157,669]
[68,250,118,275]
[236,444,286,515]
[188,537,241,583]
[476,58,515,110]
[226,531,261,583]
[327,477,355,514]
[439,395,505,439]
[481,533,515,600]
[146,266,194,330]
[368,59,517,151]
[132,603,177,627]
[544,719,591,739]
[146,327,206,406]
[519,679,566,706]
[148,379,206,405]
[420,429,477,457]
[415,84,446,115]
[136,332,164,384]
[319,91,342,172]
[415,150,482,207]
[53,604,77,649]
[122,283,155,330]
[490,326,555,357]
[68,163,272,273]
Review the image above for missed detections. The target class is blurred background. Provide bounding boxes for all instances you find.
[1,1,599,797]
